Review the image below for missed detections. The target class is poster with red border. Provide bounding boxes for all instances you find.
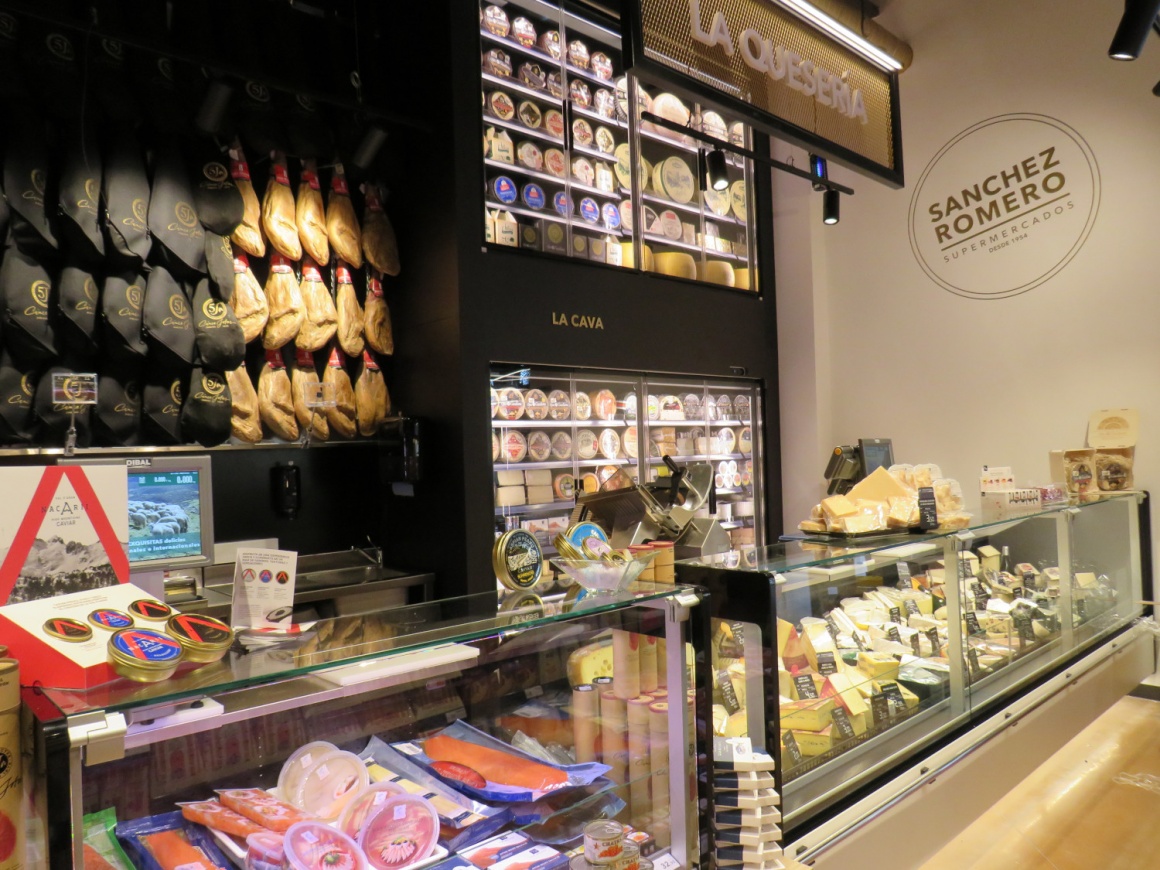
[0,465,129,605]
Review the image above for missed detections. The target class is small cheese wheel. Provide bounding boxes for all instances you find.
[496,388,525,420]
[620,242,653,270]
[550,430,573,460]
[730,179,747,220]
[488,91,515,120]
[524,389,548,420]
[651,251,697,280]
[548,390,571,420]
[655,156,694,204]
[527,430,551,462]
[544,109,565,139]
[573,392,592,420]
[599,428,620,459]
[701,111,727,141]
[697,260,735,287]
[554,473,576,500]
[593,389,617,421]
[492,431,500,461]
[718,427,737,454]
[624,426,638,458]
[517,101,542,128]
[576,429,598,460]
[501,430,528,462]
[544,149,566,178]
[581,472,600,493]
[739,426,753,454]
[703,186,730,216]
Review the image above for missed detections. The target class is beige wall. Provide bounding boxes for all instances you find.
[777,0,1160,564]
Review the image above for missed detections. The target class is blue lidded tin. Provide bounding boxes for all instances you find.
[108,628,184,682]
[602,202,622,229]
[88,609,134,630]
[522,183,546,210]
[492,176,518,204]
[579,197,600,224]
[554,191,573,217]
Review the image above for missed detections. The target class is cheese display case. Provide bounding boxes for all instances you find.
[490,364,765,580]
[478,0,761,291]
[676,492,1149,837]
[24,583,711,869]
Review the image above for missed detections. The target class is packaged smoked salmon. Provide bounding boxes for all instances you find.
[177,799,267,837]
[115,810,232,870]
[216,788,315,832]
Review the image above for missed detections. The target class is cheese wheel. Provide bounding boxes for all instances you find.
[568,39,590,69]
[697,260,735,287]
[539,31,561,59]
[570,79,591,107]
[595,127,615,154]
[492,431,500,461]
[573,392,592,420]
[658,210,682,240]
[483,6,510,37]
[594,89,616,119]
[734,394,752,422]
[544,110,565,139]
[594,162,615,193]
[573,118,594,149]
[488,91,515,120]
[599,428,621,460]
[651,93,691,140]
[548,390,571,420]
[490,389,499,418]
[581,472,600,493]
[703,396,717,420]
[730,121,746,146]
[544,149,566,178]
[517,141,543,170]
[501,430,528,462]
[527,430,551,462]
[718,427,737,454]
[576,429,598,460]
[550,430,573,460]
[654,156,695,204]
[591,51,613,81]
[622,392,638,421]
[652,251,697,279]
[524,389,548,420]
[701,111,727,141]
[573,157,595,187]
[703,186,730,216]
[554,473,576,500]
[739,426,753,454]
[624,426,638,458]
[496,388,525,420]
[659,395,684,420]
[593,389,617,420]
[733,267,751,291]
[717,395,734,419]
[619,242,652,270]
[614,143,633,188]
[517,101,542,129]
[512,16,537,46]
[684,393,701,420]
[647,395,659,421]
[730,179,747,220]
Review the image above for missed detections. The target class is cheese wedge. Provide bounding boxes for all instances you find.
[820,494,857,522]
[786,727,831,756]
[821,672,870,719]
[857,650,899,681]
[847,466,914,502]
[780,698,835,731]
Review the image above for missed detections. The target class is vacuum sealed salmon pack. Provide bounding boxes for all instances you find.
[115,810,232,870]
[177,799,267,837]
[216,787,315,832]
[390,720,610,803]
[83,808,135,870]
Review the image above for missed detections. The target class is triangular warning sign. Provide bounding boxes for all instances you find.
[0,466,129,604]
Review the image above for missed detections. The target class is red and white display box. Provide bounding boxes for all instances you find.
[0,582,163,689]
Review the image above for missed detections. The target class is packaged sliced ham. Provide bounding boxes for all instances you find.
[217,788,314,833]
[362,182,400,277]
[355,350,389,437]
[364,271,394,356]
[335,261,365,357]
[297,257,339,351]
[230,252,269,343]
[258,351,299,441]
[262,152,303,260]
[226,362,263,443]
[297,158,330,265]
[291,349,328,441]
[229,143,266,258]
[327,163,363,268]
[262,253,305,350]
[323,346,357,439]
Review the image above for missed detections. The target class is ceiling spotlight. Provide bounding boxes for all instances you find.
[707,147,729,191]
[1108,0,1160,60]
[823,189,840,225]
[809,154,828,191]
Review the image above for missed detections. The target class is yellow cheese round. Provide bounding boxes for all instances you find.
[620,242,653,270]
[730,179,747,220]
[697,260,735,287]
[703,186,730,216]
[733,267,751,291]
[653,156,694,204]
[652,251,697,280]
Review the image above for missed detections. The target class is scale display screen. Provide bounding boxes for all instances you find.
[127,470,204,565]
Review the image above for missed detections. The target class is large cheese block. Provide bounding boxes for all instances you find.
[651,251,697,280]
[496,470,525,486]
[620,242,653,270]
[525,469,553,487]
[847,466,914,502]
[800,625,836,671]
[780,698,835,731]
[822,672,870,718]
[856,650,899,681]
[820,494,857,522]
[567,641,613,685]
[977,545,1001,575]
[733,267,751,291]
[840,513,883,534]
[697,260,735,287]
[776,618,795,656]
[786,727,831,757]
[527,484,555,504]
[497,485,527,507]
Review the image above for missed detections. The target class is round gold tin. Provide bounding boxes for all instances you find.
[43,617,92,643]
[165,613,234,663]
[107,628,183,682]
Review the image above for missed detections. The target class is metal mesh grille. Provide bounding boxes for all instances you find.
[639,0,896,170]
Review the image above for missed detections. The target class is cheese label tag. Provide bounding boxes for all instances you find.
[967,647,982,675]
[870,693,892,727]
[972,581,987,600]
[926,627,941,653]
[816,651,838,677]
[831,707,856,742]
[918,486,938,529]
[887,625,902,644]
[717,669,741,715]
[792,674,818,700]
[336,262,354,285]
[781,731,804,767]
[896,561,911,583]
[889,606,902,624]
[823,614,841,644]
[882,683,907,714]
[269,253,292,274]
[904,599,920,617]
[1015,615,1034,646]
[965,611,982,635]
[301,260,323,282]
[910,633,921,656]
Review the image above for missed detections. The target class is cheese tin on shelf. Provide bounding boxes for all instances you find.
[568,39,591,69]
[517,100,542,129]
[548,390,572,420]
[512,16,537,47]
[579,198,601,224]
[108,628,184,682]
[550,431,573,460]
[591,52,614,81]
[539,30,562,59]
[602,203,621,229]
[554,191,573,217]
[491,176,518,205]
[165,613,234,663]
[573,118,594,148]
[521,183,546,210]
[483,5,510,37]
[495,529,544,590]
[544,109,565,139]
[570,80,592,108]
[487,91,515,120]
[517,141,543,171]
[544,148,567,178]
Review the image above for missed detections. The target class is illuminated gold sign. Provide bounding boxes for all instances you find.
[632,0,901,182]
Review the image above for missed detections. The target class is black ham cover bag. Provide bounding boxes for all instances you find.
[148,145,206,278]
[141,366,185,444]
[57,264,100,359]
[189,141,244,236]
[103,131,152,264]
[32,364,92,448]
[92,360,142,446]
[191,277,244,370]
[3,107,58,257]
[100,271,148,363]
[57,128,105,264]
[180,365,231,447]
[1,244,56,363]
[143,264,196,369]
[204,231,235,301]
[0,351,39,443]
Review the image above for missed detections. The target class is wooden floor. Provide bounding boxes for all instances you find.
[921,691,1160,869]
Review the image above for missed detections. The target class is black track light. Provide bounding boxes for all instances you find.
[823,189,840,225]
[707,147,729,191]
[1108,0,1160,60]
[809,154,828,191]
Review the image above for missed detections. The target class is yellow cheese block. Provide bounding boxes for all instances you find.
[821,494,857,522]
[801,627,836,671]
[724,709,749,737]
[856,650,899,681]
[733,267,751,291]
[697,260,735,287]
[847,466,914,502]
[822,672,870,718]
[776,618,795,657]
[777,662,793,698]
[566,640,613,686]
[620,242,653,271]
[785,727,831,756]
[977,544,1001,575]
[781,698,835,731]
[651,251,697,279]
[713,703,729,735]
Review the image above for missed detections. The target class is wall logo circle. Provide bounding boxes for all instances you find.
[908,113,1100,300]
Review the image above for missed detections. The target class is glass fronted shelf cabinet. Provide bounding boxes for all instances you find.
[479,0,761,292]
[676,493,1148,833]
[25,585,709,869]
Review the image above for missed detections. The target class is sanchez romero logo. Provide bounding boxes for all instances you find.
[908,114,1100,300]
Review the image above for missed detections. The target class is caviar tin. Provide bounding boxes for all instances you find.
[43,617,92,643]
[128,599,174,621]
[88,609,134,631]
[108,628,184,682]
[584,819,626,863]
[165,613,234,663]
[494,529,543,590]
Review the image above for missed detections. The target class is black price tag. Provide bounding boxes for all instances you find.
[717,669,742,714]
[910,633,922,656]
[1022,571,1036,588]
[926,627,941,654]
[816,651,839,677]
[824,615,841,644]
[831,707,856,742]
[972,581,987,600]
[851,631,866,651]
[1013,586,1025,600]
[782,730,804,766]
[965,611,982,635]
[918,487,938,529]
[887,625,902,644]
[889,606,902,625]
[904,599,921,617]
[959,558,972,581]
[793,673,819,700]
[1015,616,1034,647]
[967,647,982,675]
[870,693,892,727]
[1076,598,1088,620]
[730,621,747,647]
[881,682,908,715]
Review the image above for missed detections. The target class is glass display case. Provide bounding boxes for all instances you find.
[677,493,1150,836]
[478,0,761,291]
[490,364,765,581]
[25,583,710,869]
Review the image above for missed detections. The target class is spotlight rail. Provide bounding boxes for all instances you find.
[640,111,856,196]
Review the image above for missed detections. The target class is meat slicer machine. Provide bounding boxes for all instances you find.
[568,457,731,559]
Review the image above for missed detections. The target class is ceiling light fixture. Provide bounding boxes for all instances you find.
[1108,0,1160,59]
[823,188,840,225]
[771,0,903,71]
[706,147,730,191]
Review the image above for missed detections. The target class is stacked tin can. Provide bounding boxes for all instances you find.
[570,821,650,870]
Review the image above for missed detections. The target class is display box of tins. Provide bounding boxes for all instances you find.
[479,0,760,292]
